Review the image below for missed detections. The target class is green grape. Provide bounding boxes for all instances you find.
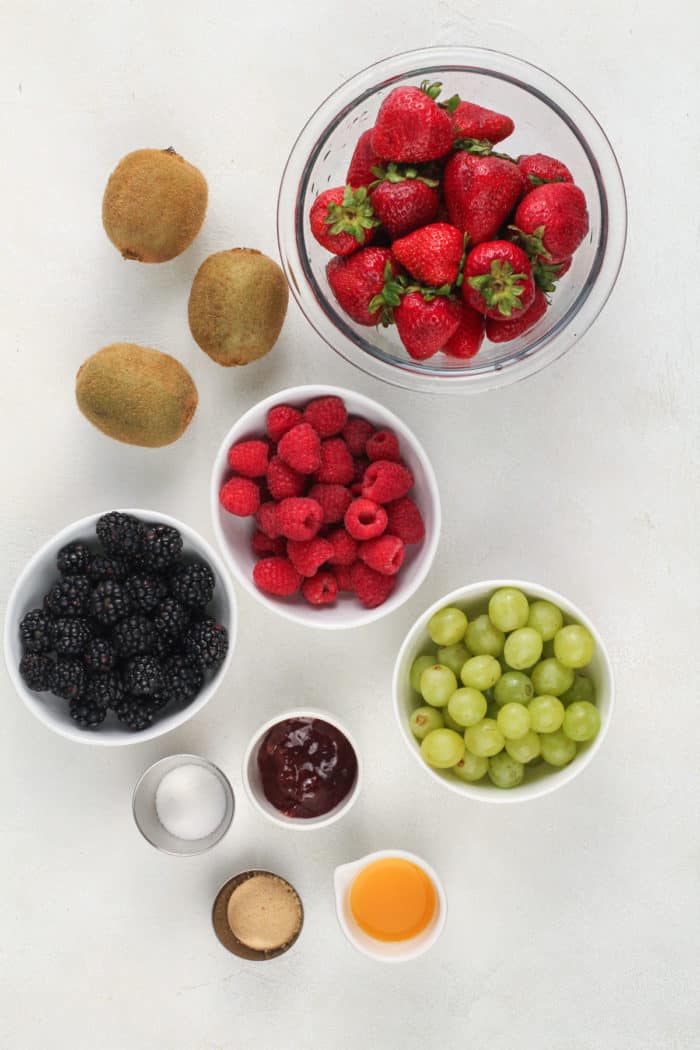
[410,654,434,693]
[503,627,543,670]
[428,606,468,646]
[505,730,541,763]
[563,701,601,742]
[540,729,577,767]
[554,624,595,668]
[409,706,444,741]
[528,694,565,733]
[436,643,471,678]
[460,654,502,690]
[561,674,596,706]
[496,702,531,740]
[447,687,487,727]
[494,670,534,707]
[527,600,564,641]
[465,614,505,657]
[421,728,465,768]
[420,664,457,707]
[443,708,465,732]
[530,658,574,697]
[488,750,524,789]
[488,587,529,632]
[452,750,488,782]
[464,718,505,757]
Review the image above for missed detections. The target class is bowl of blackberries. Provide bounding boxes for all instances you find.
[4,510,236,744]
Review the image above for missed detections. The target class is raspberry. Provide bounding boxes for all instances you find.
[303,396,348,438]
[315,438,354,485]
[342,416,375,457]
[332,564,354,592]
[251,530,286,557]
[359,534,406,576]
[302,571,338,606]
[274,497,323,541]
[228,439,270,477]
[266,455,306,500]
[306,483,352,524]
[361,459,413,503]
[267,404,303,443]
[287,536,334,577]
[278,422,321,474]
[253,557,302,596]
[219,476,261,516]
[256,501,282,538]
[344,498,388,541]
[350,561,396,609]
[366,428,401,462]
[385,497,425,544]
[326,528,358,566]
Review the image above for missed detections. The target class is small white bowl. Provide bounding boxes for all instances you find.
[242,707,362,830]
[210,384,441,629]
[393,580,614,803]
[4,509,237,746]
[333,849,447,962]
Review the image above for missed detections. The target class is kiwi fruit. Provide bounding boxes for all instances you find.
[76,343,198,447]
[188,249,288,366]
[102,148,207,263]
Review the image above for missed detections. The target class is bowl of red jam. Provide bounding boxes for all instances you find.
[243,708,362,829]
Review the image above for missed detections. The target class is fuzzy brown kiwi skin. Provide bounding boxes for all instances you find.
[75,343,198,447]
[188,248,289,366]
[102,149,208,263]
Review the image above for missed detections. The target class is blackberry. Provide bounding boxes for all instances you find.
[124,655,164,697]
[44,575,91,618]
[96,511,145,562]
[50,617,92,656]
[112,614,155,658]
[125,574,167,614]
[89,579,131,626]
[115,696,155,731]
[57,541,92,576]
[153,597,190,638]
[49,658,85,700]
[19,608,53,653]
[19,652,54,691]
[140,523,183,572]
[84,671,124,709]
[69,696,107,729]
[88,554,129,583]
[169,560,215,608]
[152,624,176,661]
[161,653,204,706]
[183,618,229,669]
[83,637,118,673]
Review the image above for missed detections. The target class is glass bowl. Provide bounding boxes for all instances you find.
[277,46,627,394]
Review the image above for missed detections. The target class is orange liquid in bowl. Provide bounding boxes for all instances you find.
[349,858,437,942]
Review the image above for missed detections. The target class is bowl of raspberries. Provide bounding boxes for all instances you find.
[277,46,627,393]
[5,510,235,744]
[211,386,440,628]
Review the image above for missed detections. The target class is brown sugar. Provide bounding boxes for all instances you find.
[226,873,302,951]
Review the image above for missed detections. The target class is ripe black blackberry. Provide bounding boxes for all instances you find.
[83,637,118,673]
[96,511,145,562]
[152,623,176,661]
[20,652,54,691]
[161,653,204,705]
[44,575,91,618]
[124,655,164,696]
[50,617,92,656]
[125,574,167,614]
[49,658,85,700]
[19,608,53,653]
[84,671,124,709]
[140,523,183,572]
[111,614,155,658]
[169,560,215,608]
[69,696,107,729]
[115,696,155,731]
[88,554,129,583]
[89,579,131,626]
[183,618,229,669]
[153,597,190,638]
[57,541,92,576]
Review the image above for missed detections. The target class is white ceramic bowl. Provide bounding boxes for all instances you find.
[333,849,447,962]
[242,707,362,830]
[4,509,237,746]
[210,384,440,629]
[393,580,614,803]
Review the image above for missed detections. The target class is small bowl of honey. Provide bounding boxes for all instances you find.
[333,849,447,962]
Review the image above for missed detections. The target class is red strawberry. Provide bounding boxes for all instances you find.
[346,129,383,188]
[485,287,548,342]
[394,292,462,360]
[512,183,589,264]
[443,303,486,359]
[309,186,378,255]
[464,241,535,320]
[369,166,440,240]
[444,152,527,244]
[518,153,573,187]
[391,223,464,287]
[450,100,514,144]
[326,248,398,326]
[372,82,452,163]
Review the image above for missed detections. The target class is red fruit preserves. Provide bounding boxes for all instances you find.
[258,717,358,818]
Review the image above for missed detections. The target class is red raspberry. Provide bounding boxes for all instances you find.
[278,422,322,474]
[385,497,425,544]
[253,557,302,597]
[306,483,352,525]
[251,530,286,557]
[227,439,269,477]
[219,476,260,517]
[303,396,348,438]
[326,527,358,566]
[344,498,388,540]
[274,497,323,541]
[267,404,302,443]
[332,564,354,592]
[366,429,401,462]
[359,534,406,576]
[361,460,413,503]
[287,536,334,577]
[342,416,375,457]
[301,571,338,606]
[350,561,396,609]
[256,501,281,539]
[266,455,306,500]
[315,438,355,485]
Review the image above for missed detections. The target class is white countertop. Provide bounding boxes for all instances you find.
[1,2,698,1048]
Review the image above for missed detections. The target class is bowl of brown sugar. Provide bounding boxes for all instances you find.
[212,870,304,961]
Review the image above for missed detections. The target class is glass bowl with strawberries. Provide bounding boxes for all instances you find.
[277,46,627,393]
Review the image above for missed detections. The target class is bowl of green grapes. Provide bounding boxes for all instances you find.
[392,581,614,802]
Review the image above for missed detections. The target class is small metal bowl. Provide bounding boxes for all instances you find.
[212,870,304,961]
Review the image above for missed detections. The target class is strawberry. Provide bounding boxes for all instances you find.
[309,185,378,255]
[443,303,485,359]
[450,100,514,144]
[346,129,383,188]
[512,183,589,264]
[518,153,573,187]
[464,240,535,320]
[444,152,527,245]
[394,291,462,360]
[372,81,453,163]
[369,164,440,240]
[326,248,398,326]
[485,287,548,342]
[532,255,572,293]
[392,223,465,287]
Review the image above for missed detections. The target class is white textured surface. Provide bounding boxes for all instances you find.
[1,3,698,1049]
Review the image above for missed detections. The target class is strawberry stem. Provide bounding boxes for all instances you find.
[324,185,379,244]
[369,162,439,189]
[508,224,551,262]
[467,260,528,317]
[419,80,443,101]
[453,137,516,163]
